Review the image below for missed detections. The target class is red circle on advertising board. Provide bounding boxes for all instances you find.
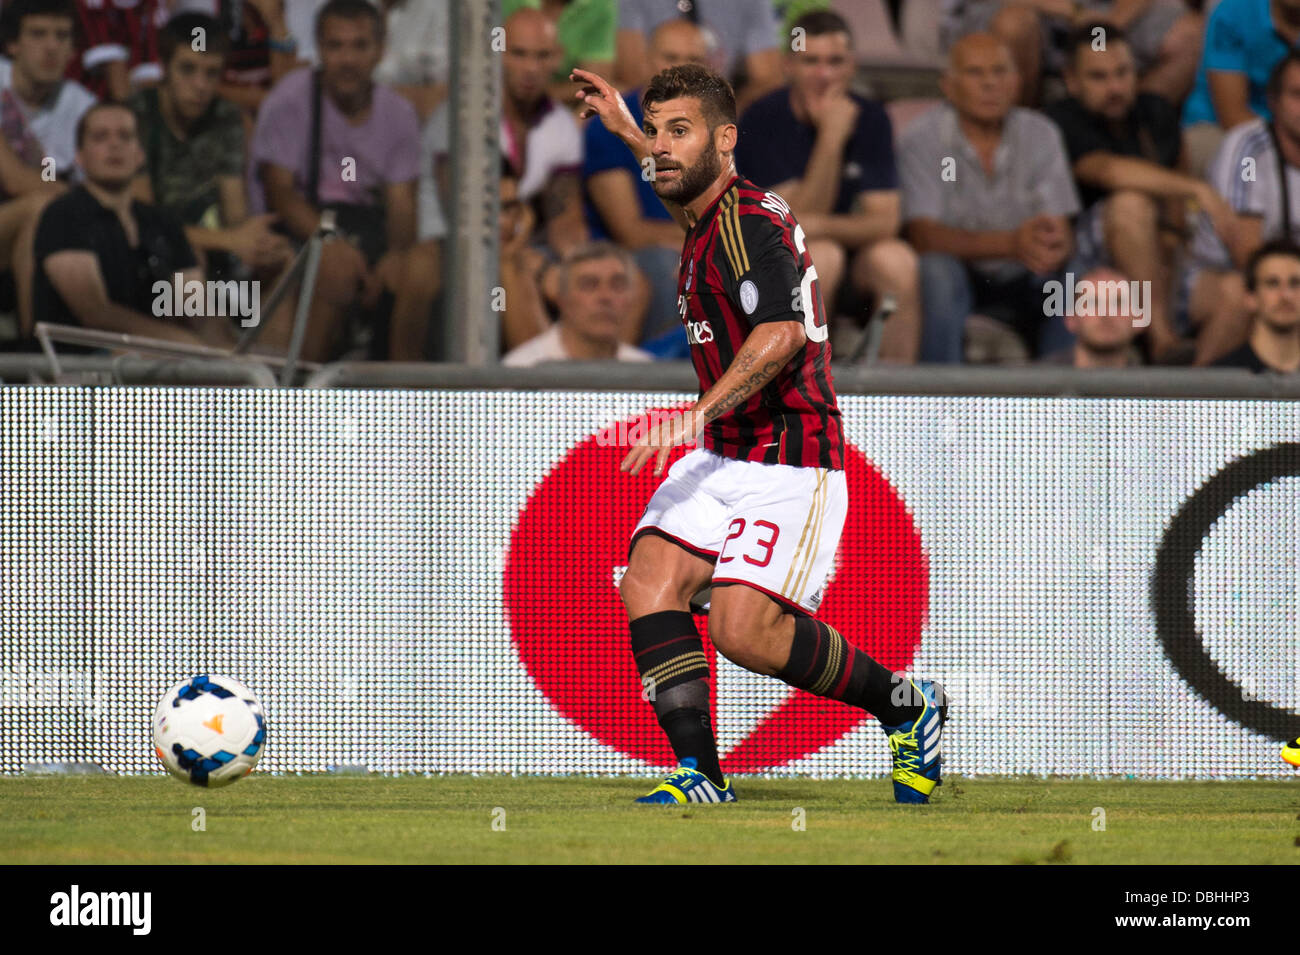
[504,409,928,772]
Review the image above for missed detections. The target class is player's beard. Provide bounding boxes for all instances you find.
[653,146,722,206]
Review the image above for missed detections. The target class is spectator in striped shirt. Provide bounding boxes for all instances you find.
[1186,52,1300,364]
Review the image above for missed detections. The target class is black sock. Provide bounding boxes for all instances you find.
[777,616,924,726]
[657,704,725,788]
[629,610,725,787]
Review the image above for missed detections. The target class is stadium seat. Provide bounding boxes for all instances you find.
[833,0,943,69]
[899,0,945,68]
[832,0,910,67]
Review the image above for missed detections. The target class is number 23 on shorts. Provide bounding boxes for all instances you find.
[718,518,781,568]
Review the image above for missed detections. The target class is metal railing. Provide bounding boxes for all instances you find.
[301,360,1300,399]
[0,352,277,387]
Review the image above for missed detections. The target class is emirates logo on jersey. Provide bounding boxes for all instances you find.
[686,319,714,345]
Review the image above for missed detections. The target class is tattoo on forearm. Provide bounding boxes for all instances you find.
[705,359,782,422]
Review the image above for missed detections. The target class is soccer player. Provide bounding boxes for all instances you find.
[572,64,948,805]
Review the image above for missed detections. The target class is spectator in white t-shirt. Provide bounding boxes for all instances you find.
[373,0,446,121]
[0,0,96,337]
[0,0,96,179]
[504,241,652,365]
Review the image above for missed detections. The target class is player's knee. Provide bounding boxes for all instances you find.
[807,239,846,284]
[708,605,786,674]
[1104,190,1158,232]
[617,566,651,613]
[316,244,366,301]
[858,238,918,287]
[707,613,757,669]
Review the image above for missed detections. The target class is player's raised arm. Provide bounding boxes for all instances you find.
[571,68,692,233]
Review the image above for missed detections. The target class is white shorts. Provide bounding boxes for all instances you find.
[631,448,848,613]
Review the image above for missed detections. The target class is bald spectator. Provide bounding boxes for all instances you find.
[899,34,1079,363]
[503,0,614,111]
[1040,267,1144,366]
[615,0,782,112]
[582,17,709,356]
[941,0,1201,108]
[499,8,587,256]
[1214,239,1300,372]
[503,242,652,365]
[737,9,919,363]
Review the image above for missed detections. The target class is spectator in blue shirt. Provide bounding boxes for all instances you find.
[1182,0,1300,176]
[736,9,919,362]
[583,18,710,356]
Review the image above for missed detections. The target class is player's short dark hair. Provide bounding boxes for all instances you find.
[159,13,230,68]
[1,0,77,45]
[1267,50,1300,103]
[75,101,138,148]
[642,64,736,133]
[789,9,853,47]
[1065,22,1130,68]
[1246,238,1300,292]
[315,0,385,45]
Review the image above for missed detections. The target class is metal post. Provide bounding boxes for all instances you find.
[278,234,326,386]
[445,0,501,364]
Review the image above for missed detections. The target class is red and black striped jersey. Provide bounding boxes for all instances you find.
[70,0,166,98]
[677,174,844,471]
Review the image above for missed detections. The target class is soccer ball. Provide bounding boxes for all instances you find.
[1284,736,1300,769]
[152,675,267,787]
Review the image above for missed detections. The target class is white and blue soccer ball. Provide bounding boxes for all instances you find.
[152,675,267,788]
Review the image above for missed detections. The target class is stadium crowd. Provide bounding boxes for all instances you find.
[1,0,1299,372]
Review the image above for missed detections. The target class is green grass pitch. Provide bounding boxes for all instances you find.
[2,775,1297,864]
